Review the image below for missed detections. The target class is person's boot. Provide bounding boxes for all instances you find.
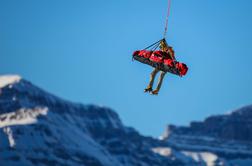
[144,86,152,93]
[151,89,159,95]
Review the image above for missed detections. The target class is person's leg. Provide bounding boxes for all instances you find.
[152,71,166,94]
[145,68,159,92]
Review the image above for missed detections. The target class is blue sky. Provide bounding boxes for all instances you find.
[1,0,252,137]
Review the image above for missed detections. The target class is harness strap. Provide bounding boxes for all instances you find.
[143,39,163,50]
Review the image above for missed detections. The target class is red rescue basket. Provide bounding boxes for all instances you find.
[132,39,188,76]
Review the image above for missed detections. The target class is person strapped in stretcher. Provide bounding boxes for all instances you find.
[132,39,188,95]
[144,39,175,95]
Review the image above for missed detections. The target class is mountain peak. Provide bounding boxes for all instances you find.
[0,75,21,89]
[229,104,252,116]
[0,75,183,166]
[162,105,252,143]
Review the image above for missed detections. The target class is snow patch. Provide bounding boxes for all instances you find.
[0,107,48,128]
[3,127,15,148]
[12,96,16,101]
[182,151,218,166]
[167,134,252,155]
[152,147,172,157]
[0,75,21,89]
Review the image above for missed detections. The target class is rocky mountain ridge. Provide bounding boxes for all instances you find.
[1,75,252,166]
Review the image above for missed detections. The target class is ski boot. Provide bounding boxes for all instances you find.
[144,86,152,93]
[151,89,159,95]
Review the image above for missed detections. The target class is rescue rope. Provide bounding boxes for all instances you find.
[144,39,163,50]
[163,0,171,38]
[163,0,180,75]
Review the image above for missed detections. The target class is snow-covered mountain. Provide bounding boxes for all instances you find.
[158,105,252,166]
[1,75,252,166]
[0,75,184,166]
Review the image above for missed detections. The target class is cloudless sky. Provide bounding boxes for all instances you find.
[1,0,252,137]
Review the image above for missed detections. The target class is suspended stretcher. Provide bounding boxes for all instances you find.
[132,39,188,76]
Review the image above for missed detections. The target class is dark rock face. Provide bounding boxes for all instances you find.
[161,105,252,165]
[165,105,252,142]
[0,76,183,166]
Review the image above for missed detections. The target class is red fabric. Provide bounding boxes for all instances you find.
[133,50,188,76]
[153,50,163,57]
[138,50,146,57]
[149,51,164,63]
[164,59,174,67]
[137,50,152,58]
[133,51,140,56]
[176,62,188,76]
